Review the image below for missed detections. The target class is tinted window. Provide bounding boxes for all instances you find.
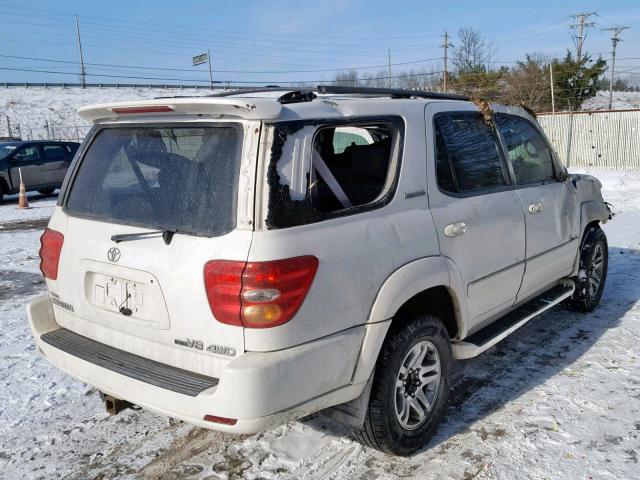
[434,113,507,193]
[14,146,41,162]
[44,145,68,160]
[311,123,396,212]
[0,144,18,160]
[496,114,555,184]
[66,126,242,237]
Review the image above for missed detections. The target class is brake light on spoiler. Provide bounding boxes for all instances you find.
[111,105,174,114]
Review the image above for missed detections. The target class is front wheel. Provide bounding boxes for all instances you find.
[354,314,452,456]
[568,226,608,312]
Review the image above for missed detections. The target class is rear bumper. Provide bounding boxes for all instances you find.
[27,294,366,434]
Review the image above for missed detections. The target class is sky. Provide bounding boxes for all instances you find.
[0,0,639,86]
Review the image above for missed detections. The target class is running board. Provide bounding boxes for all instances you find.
[452,281,575,360]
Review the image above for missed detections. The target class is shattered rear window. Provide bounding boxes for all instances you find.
[65,125,242,237]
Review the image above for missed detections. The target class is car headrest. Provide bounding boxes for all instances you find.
[343,139,391,180]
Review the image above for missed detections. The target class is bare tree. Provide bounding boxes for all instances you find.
[452,27,494,73]
[396,68,442,91]
[503,53,552,111]
[333,70,360,86]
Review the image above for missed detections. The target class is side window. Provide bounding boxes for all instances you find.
[14,146,41,162]
[44,145,68,160]
[434,113,508,193]
[310,123,397,212]
[495,114,555,184]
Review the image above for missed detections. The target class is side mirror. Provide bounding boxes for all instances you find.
[559,170,571,182]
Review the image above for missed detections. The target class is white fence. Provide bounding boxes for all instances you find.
[538,110,640,171]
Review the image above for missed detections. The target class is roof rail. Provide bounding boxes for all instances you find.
[206,87,316,104]
[200,85,469,103]
[317,85,469,101]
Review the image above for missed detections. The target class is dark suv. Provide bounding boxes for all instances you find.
[0,140,80,199]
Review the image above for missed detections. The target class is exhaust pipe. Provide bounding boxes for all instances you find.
[103,393,133,415]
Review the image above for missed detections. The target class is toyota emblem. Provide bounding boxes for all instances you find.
[107,247,121,262]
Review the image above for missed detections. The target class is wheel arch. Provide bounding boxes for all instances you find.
[351,257,466,386]
[571,201,610,275]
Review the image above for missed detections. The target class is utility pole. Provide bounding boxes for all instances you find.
[569,12,596,62]
[207,49,213,89]
[603,26,630,110]
[440,31,453,93]
[549,62,556,115]
[387,49,392,88]
[75,15,86,88]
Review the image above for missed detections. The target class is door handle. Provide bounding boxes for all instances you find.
[444,222,467,237]
[528,202,544,214]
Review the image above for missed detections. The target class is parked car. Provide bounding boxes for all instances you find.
[0,140,80,199]
[27,87,612,456]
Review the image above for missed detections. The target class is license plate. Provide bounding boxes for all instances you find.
[92,275,145,316]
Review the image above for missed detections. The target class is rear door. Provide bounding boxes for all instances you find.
[494,114,580,301]
[426,104,526,332]
[42,143,73,184]
[50,121,258,376]
[8,145,45,187]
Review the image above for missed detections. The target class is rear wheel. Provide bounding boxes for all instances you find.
[37,188,55,196]
[354,314,452,456]
[567,226,608,312]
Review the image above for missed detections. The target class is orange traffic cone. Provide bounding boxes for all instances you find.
[17,167,30,209]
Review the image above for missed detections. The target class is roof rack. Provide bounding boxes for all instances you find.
[205,87,317,104]
[182,85,469,104]
[317,85,469,101]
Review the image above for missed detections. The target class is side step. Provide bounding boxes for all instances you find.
[452,282,575,360]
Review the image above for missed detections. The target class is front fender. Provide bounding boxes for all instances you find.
[580,200,610,232]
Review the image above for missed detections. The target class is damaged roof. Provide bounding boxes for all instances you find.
[77,86,532,124]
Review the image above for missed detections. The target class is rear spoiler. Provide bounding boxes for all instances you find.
[78,97,282,123]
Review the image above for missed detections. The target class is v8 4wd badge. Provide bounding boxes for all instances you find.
[174,338,236,357]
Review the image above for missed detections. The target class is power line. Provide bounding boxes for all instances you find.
[0,53,444,75]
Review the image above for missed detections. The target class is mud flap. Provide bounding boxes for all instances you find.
[320,373,374,429]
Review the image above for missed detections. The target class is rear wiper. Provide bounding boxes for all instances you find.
[111,229,176,245]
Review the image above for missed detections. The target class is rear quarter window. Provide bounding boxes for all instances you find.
[64,124,242,237]
[264,116,404,229]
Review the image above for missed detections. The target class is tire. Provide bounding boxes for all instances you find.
[567,226,608,312]
[37,188,55,196]
[354,314,452,456]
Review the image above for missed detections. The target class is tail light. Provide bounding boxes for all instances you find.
[204,256,319,328]
[39,228,64,280]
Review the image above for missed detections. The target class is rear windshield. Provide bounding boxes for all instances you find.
[65,125,242,237]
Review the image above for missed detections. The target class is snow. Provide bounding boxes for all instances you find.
[1,169,639,480]
[581,91,640,111]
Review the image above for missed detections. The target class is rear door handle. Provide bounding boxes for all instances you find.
[528,202,544,214]
[444,222,467,237]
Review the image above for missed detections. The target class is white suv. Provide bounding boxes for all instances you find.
[28,86,611,455]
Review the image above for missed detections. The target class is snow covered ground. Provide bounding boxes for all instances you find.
[1,170,639,480]
[582,90,640,111]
